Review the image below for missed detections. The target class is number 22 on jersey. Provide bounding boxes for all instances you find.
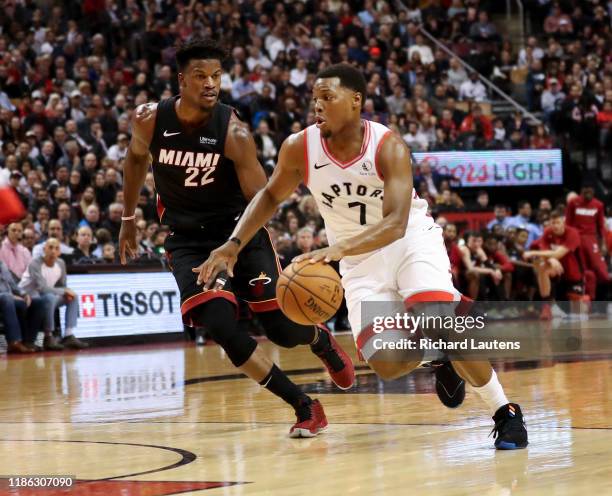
[184,166,216,187]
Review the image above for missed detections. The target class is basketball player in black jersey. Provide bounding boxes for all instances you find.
[118,38,355,438]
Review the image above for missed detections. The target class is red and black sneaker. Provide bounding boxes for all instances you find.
[311,325,355,390]
[289,399,328,438]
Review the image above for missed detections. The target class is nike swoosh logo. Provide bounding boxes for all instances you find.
[314,162,331,169]
[163,130,181,137]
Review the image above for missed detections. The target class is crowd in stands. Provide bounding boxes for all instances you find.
[0,1,611,351]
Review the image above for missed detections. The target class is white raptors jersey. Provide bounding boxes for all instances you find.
[303,120,429,272]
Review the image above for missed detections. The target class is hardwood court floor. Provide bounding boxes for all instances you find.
[1,322,612,496]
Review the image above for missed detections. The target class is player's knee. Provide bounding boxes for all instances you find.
[368,360,419,380]
[191,299,256,367]
[257,310,313,348]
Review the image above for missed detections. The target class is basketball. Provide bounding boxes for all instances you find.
[276,260,344,325]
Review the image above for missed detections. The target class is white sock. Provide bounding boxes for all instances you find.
[64,328,74,337]
[472,370,509,414]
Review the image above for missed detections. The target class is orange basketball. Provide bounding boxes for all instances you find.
[276,260,344,325]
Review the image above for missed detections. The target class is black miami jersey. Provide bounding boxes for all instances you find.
[150,97,247,230]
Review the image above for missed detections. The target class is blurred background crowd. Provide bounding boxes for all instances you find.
[0,0,611,350]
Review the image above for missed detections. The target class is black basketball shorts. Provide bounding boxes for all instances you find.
[165,228,282,326]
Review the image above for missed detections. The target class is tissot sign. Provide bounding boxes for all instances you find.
[413,149,563,187]
[62,272,183,338]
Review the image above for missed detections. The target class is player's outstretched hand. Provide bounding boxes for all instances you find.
[293,245,345,264]
[194,241,239,289]
[119,220,138,264]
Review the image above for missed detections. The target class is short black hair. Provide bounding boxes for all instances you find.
[315,63,367,107]
[175,38,227,72]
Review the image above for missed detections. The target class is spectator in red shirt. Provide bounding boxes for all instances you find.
[524,210,584,318]
[459,104,493,141]
[565,185,609,286]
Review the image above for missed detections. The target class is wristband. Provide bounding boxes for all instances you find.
[229,236,241,247]
[121,214,136,221]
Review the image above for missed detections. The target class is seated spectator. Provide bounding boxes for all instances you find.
[56,201,77,235]
[459,72,487,102]
[71,226,98,264]
[469,11,499,41]
[414,160,457,196]
[22,228,37,253]
[92,228,112,258]
[523,210,584,319]
[281,227,315,262]
[487,204,512,231]
[434,188,464,213]
[102,202,123,241]
[402,121,429,151]
[506,200,542,246]
[0,260,45,353]
[459,104,493,140]
[0,222,32,279]
[530,125,554,149]
[458,231,503,300]
[541,78,565,123]
[544,5,573,36]
[254,120,279,171]
[79,204,101,231]
[102,242,118,263]
[32,219,74,259]
[443,223,462,285]
[482,232,514,301]
[505,228,536,300]
[19,238,88,350]
[151,228,170,256]
[469,190,490,212]
[107,133,129,163]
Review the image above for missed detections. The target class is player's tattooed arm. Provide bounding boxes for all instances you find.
[296,132,414,264]
[224,118,267,200]
[195,132,305,288]
[119,102,156,264]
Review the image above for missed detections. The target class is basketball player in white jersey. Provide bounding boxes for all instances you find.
[197,64,528,449]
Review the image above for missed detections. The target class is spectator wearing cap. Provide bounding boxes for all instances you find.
[459,72,487,102]
[107,133,129,163]
[541,78,566,122]
[0,222,32,279]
